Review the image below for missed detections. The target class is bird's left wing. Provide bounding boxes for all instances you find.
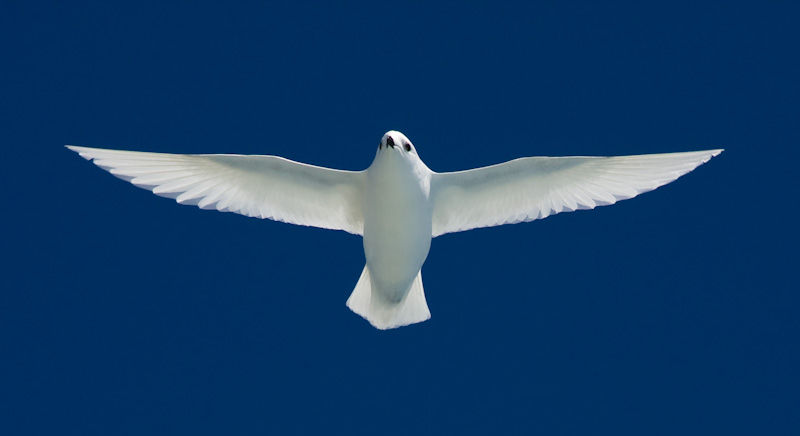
[431,149,722,237]
[68,146,366,234]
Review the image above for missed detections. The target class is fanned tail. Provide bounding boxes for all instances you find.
[346,266,431,330]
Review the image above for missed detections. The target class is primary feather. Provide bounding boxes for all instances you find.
[431,149,722,236]
[67,146,366,234]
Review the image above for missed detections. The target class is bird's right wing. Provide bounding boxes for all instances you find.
[431,149,722,237]
[68,146,366,235]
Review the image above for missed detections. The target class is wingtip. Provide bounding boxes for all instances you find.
[696,149,723,165]
[66,145,95,160]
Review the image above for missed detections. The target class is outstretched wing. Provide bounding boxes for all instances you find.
[431,149,722,237]
[68,146,366,235]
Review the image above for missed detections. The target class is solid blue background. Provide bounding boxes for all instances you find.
[2,2,797,435]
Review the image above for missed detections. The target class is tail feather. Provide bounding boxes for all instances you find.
[346,266,431,330]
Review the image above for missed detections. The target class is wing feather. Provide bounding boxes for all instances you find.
[431,149,722,236]
[68,146,366,234]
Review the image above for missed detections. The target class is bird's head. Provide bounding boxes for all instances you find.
[372,130,430,173]
[378,131,417,155]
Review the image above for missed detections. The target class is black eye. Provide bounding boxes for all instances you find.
[404,143,412,152]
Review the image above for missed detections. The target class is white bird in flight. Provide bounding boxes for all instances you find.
[68,131,722,329]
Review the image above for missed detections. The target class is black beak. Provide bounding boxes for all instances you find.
[386,136,395,148]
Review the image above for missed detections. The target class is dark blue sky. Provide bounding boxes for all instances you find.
[2,2,798,435]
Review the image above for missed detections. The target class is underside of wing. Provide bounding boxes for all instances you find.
[68,146,366,234]
[431,149,722,236]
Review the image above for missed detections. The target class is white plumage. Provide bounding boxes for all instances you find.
[68,131,722,329]
[68,146,366,234]
[431,150,722,235]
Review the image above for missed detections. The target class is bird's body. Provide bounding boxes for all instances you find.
[363,140,431,304]
[68,131,723,329]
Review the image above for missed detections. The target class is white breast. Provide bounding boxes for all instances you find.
[362,152,433,302]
